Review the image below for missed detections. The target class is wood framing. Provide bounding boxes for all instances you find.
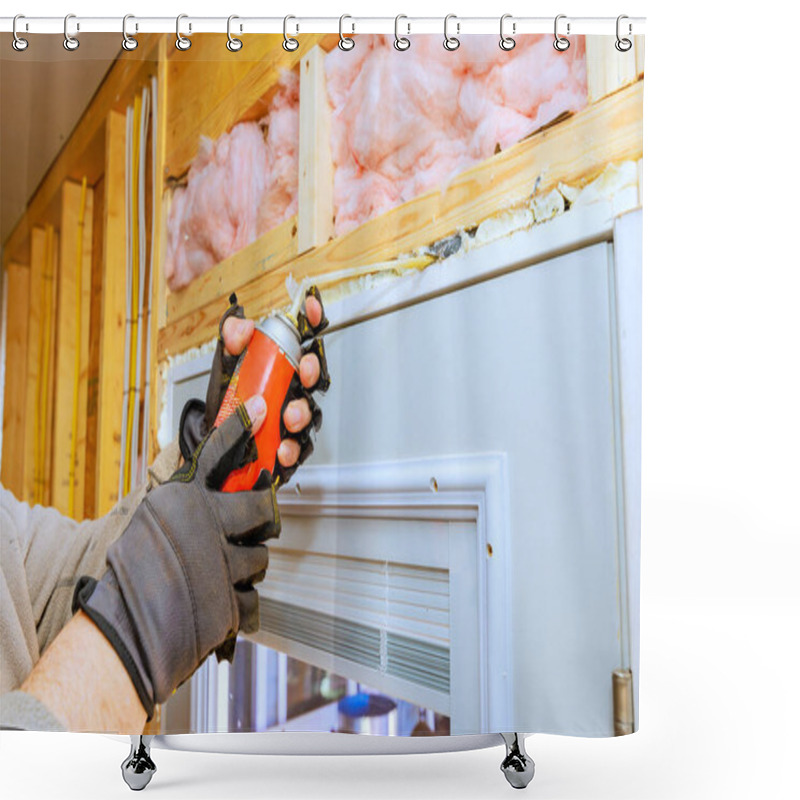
[165,33,332,179]
[51,180,94,517]
[95,111,127,515]
[585,35,643,104]
[158,78,644,358]
[2,35,162,271]
[0,263,31,498]
[297,45,335,254]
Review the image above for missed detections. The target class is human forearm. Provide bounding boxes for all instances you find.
[19,610,146,733]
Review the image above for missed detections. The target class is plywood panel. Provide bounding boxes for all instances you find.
[0,263,31,498]
[95,111,127,515]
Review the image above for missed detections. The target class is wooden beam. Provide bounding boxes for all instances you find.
[159,79,644,358]
[165,33,328,178]
[585,35,639,104]
[95,111,127,515]
[41,227,59,508]
[1,263,31,499]
[297,45,335,254]
[52,181,94,517]
[23,229,46,503]
[2,35,162,270]
[166,215,298,324]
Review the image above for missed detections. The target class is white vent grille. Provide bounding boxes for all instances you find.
[258,548,451,694]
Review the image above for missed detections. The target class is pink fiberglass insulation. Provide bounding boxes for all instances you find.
[165,71,299,291]
[326,35,587,235]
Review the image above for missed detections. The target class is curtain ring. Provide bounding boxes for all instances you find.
[339,14,355,50]
[615,15,633,52]
[12,15,29,52]
[122,14,138,51]
[499,14,515,51]
[63,13,79,51]
[443,14,460,51]
[283,15,299,51]
[175,14,192,50]
[394,14,410,50]
[227,15,243,51]
[553,14,570,52]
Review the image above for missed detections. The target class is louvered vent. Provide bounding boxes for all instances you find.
[258,549,451,695]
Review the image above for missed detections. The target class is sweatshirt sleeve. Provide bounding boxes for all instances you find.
[0,690,66,731]
[5,440,181,658]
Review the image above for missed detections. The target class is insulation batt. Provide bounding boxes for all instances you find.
[326,35,587,235]
[165,71,300,291]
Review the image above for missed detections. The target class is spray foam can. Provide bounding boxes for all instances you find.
[214,312,302,492]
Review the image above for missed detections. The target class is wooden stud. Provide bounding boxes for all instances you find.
[297,45,335,254]
[52,181,94,517]
[43,227,59,508]
[0,263,31,499]
[95,111,127,515]
[84,177,106,518]
[159,79,644,358]
[585,35,639,105]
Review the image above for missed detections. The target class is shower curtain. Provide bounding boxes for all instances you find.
[0,27,644,740]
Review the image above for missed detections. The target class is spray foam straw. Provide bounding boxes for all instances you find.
[287,254,434,319]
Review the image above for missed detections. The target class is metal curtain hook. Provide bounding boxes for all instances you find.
[122,14,138,51]
[500,14,515,50]
[227,15,243,51]
[339,14,355,50]
[394,14,410,50]
[176,14,192,50]
[63,13,79,51]
[615,14,632,52]
[283,15,299,51]
[12,14,29,51]
[553,14,570,52]
[443,14,460,51]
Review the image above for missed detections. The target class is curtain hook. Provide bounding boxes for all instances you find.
[122,14,138,51]
[443,14,460,51]
[553,14,570,52]
[63,13,80,51]
[283,15,299,51]
[615,14,633,52]
[175,14,192,50]
[12,14,29,51]
[499,14,516,51]
[227,15,243,51]
[394,14,410,50]
[339,14,355,50]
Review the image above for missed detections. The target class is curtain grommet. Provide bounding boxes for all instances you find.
[615,15,633,52]
[63,13,80,51]
[283,15,299,51]
[553,14,570,52]
[227,15,243,52]
[443,14,460,51]
[122,14,138,51]
[175,14,192,51]
[499,14,516,51]
[338,14,355,51]
[394,14,410,51]
[12,14,29,51]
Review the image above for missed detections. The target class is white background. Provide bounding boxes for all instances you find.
[2,1,798,798]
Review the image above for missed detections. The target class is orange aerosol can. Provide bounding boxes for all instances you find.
[213,312,303,492]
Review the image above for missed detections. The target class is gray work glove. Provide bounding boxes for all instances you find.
[72,406,279,721]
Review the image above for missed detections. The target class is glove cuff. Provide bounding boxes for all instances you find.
[72,575,156,721]
[179,397,207,461]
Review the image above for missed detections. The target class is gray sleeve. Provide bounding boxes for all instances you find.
[8,440,182,656]
[0,690,66,731]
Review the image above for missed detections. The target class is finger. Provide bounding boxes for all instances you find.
[222,317,255,358]
[304,294,323,329]
[243,395,267,434]
[225,540,271,585]
[235,586,261,634]
[216,487,280,544]
[283,398,311,433]
[277,438,301,467]
[299,352,320,390]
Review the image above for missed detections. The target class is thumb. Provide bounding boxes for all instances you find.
[243,395,267,435]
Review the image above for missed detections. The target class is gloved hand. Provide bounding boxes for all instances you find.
[72,397,277,721]
[179,288,331,487]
